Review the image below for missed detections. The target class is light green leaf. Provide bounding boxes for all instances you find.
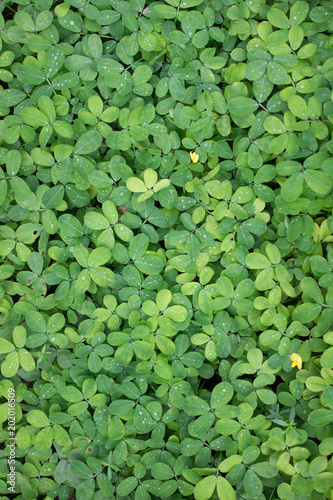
[228,97,258,116]
[74,130,102,155]
[281,173,304,202]
[216,477,236,500]
[1,352,19,378]
[194,476,217,500]
[164,305,188,322]
[27,410,50,428]
[184,396,210,416]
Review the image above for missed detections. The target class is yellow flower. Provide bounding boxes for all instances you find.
[290,353,302,370]
[190,151,199,163]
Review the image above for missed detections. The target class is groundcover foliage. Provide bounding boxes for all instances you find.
[1,0,333,498]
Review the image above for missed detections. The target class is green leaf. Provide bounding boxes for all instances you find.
[74,130,102,155]
[0,339,15,353]
[219,455,242,473]
[267,8,290,29]
[0,89,26,107]
[319,438,333,458]
[26,311,47,333]
[306,376,329,392]
[27,410,50,428]
[42,186,64,209]
[19,349,35,372]
[308,409,333,426]
[53,120,73,138]
[88,34,103,59]
[194,476,217,500]
[151,462,174,480]
[184,396,210,416]
[52,72,80,90]
[89,267,114,286]
[290,2,309,25]
[216,418,241,435]
[211,382,233,408]
[117,477,139,496]
[245,60,267,81]
[134,405,153,433]
[300,277,323,303]
[216,477,236,500]
[1,352,19,378]
[62,386,83,403]
[138,32,157,52]
[108,416,125,439]
[251,463,278,478]
[84,212,109,230]
[267,62,287,85]
[17,65,45,85]
[28,34,52,52]
[289,25,304,50]
[129,234,149,260]
[244,470,262,497]
[303,170,332,195]
[135,254,164,275]
[70,461,93,479]
[66,184,90,207]
[228,97,258,116]
[44,47,65,78]
[21,107,49,127]
[153,5,177,19]
[156,289,172,311]
[264,116,286,134]
[0,240,15,256]
[288,95,308,120]
[35,11,53,31]
[88,352,102,373]
[292,303,321,322]
[281,173,304,202]
[322,387,333,410]
[126,177,147,193]
[35,426,53,451]
[88,247,111,267]
[164,305,187,322]
[59,214,84,237]
[246,253,271,269]
[169,77,186,101]
[14,11,35,31]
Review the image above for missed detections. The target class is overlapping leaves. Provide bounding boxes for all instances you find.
[1,0,333,499]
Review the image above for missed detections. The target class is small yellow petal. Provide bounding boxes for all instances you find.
[190,151,199,163]
[290,353,302,370]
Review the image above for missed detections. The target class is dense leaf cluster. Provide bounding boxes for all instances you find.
[1,0,333,499]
